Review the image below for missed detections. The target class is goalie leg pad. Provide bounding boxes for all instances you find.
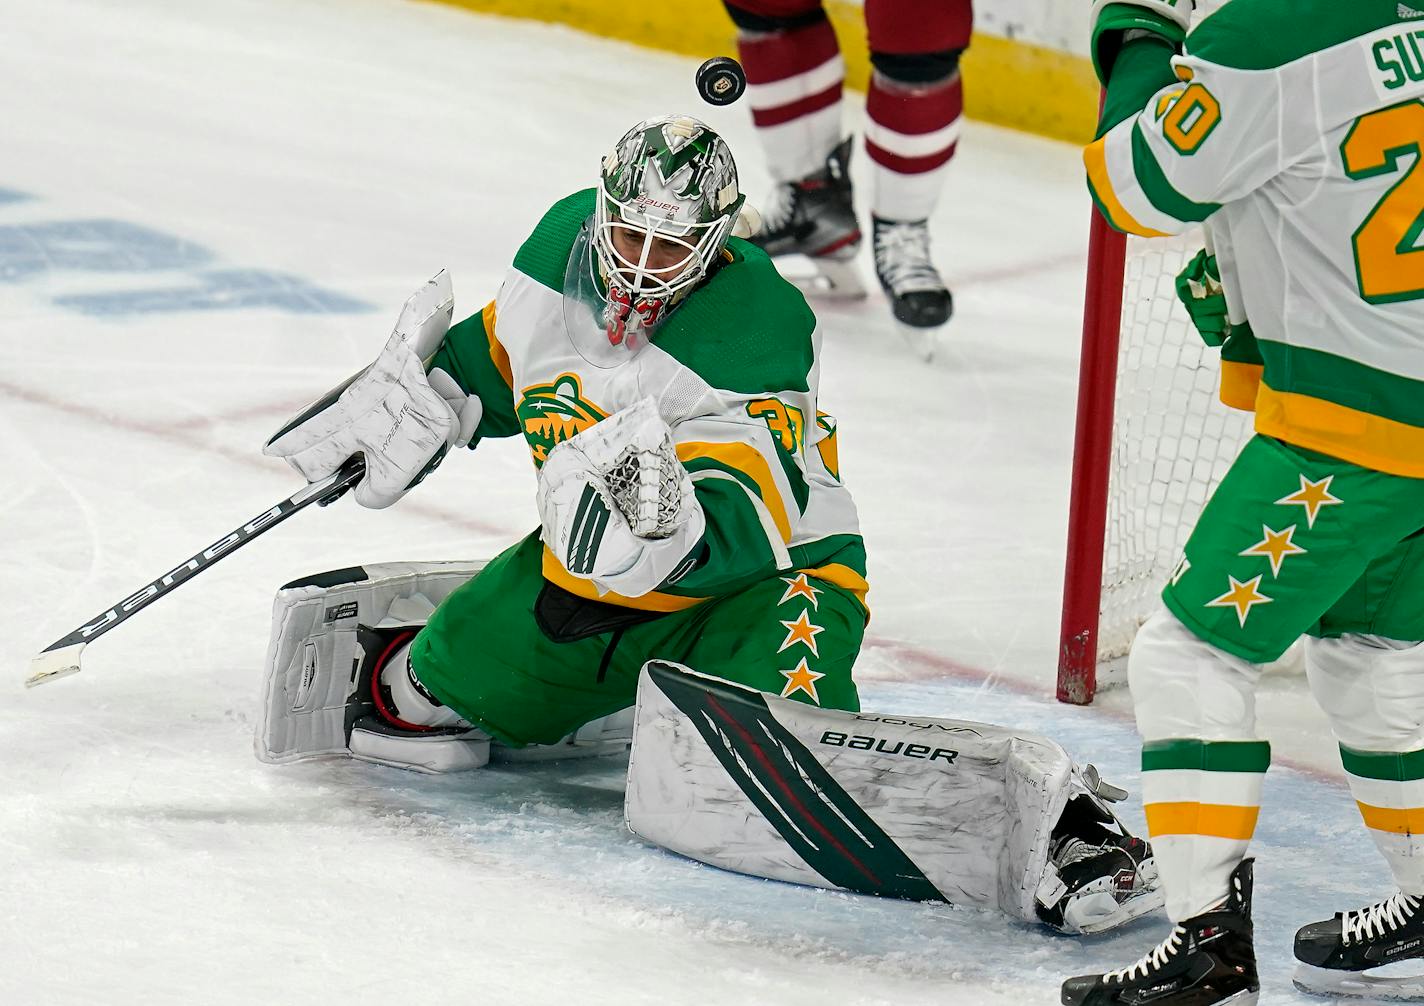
[257,561,491,770]
[626,661,1157,925]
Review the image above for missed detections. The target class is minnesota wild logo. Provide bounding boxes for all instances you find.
[517,373,608,466]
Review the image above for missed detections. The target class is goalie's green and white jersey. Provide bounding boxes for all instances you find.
[1087,1,1424,477]
[429,189,868,614]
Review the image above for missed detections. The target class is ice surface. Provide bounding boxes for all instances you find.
[0,0,1380,1002]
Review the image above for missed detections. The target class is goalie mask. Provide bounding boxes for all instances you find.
[594,115,745,350]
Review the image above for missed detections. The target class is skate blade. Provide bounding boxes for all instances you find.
[785,257,868,300]
[895,318,948,363]
[1294,962,1424,1000]
[26,642,85,688]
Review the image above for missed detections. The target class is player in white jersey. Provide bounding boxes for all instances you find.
[1063,2,1424,1004]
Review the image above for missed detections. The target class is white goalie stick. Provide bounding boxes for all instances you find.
[25,457,366,688]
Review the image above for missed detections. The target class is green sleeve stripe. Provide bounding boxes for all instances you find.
[1341,744,1424,782]
[1142,739,1272,773]
[1132,123,1221,222]
[428,311,520,440]
[773,443,810,514]
[511,189,597,292]
[1188,1,1399,71]
[1086,181,1131,236]
[684,455,765,503]
[789,534,867,578]
[661,478,778,596]
[1256,339,1424,428]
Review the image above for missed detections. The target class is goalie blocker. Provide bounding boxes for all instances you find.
[258,562,1159,932]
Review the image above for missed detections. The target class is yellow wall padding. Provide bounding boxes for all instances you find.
[423,0,1096,144]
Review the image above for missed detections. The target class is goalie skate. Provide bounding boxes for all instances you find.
[1036,765,1164,935]
[258,561,633,772]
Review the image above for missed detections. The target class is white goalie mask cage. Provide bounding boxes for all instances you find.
[593,115,744,348]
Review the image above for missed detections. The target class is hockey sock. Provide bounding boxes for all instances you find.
[377,640,470,730]
[865,70,962,222]
[1141,738,1270,921]
[1340,745,1424,897]
[733,10,845,182]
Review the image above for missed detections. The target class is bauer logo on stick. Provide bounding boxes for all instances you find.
[696,56,746,107]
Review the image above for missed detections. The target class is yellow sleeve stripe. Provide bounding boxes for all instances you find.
[1219,361,1263,412]
[1357,802,1424,835]
[1255,386,1424,479]
[1084,135,1170,239]
[539,547,706,612]
[1145,801,1260,841]
[482,299,513,390]
[676,440,794,544]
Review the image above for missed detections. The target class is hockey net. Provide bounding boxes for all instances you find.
[1057,218,1254,703]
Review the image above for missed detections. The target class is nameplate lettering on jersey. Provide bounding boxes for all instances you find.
[1368,27,1424,100]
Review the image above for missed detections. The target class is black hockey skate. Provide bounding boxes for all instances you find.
[1061,859,1259,1006]
[346,624,491,773]
[1037,774,1162,934]
[752,135,865,298]
[872,216,953,360]
[1294,889,1424,999]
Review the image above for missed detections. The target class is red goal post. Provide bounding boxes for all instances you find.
[1058,210,1127,705]
[1057,214,1255,704]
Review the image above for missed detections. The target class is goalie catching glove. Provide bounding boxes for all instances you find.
[537,397,705,598]
[264,271,483,509]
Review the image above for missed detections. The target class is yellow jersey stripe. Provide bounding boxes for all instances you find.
[482,299,513,390]
[540,548,707,612]
[1145,801,1260,841]
[676,440,793,544]
[1219,361,1263,412]
[1084,135,1170,239]
[802,563,870,612]
[1255,385,1424,479]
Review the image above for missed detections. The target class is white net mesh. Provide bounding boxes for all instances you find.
[1095,230,1256,674]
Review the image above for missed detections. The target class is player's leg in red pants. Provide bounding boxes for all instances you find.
[723,0,846,183]
[864,0,972,223]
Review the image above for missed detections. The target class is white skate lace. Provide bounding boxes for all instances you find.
[1342,892,1420,945]
[1053,837,1105,869]
[1099,923,1190,980]
[759,182,796,234]
[873,221,944,294]
[1104,927,1184,983]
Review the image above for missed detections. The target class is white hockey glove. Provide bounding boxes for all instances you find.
[1089,0,1192,84]
[537,397,704,598]
[264,271,483,510]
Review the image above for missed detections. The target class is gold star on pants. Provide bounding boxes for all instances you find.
[1207,574,1274,627]
[1275,474,1342,529]
[779,658,825,704]
[1239,524,1307,577]
[778,573,821,609]
[778,608,825,657]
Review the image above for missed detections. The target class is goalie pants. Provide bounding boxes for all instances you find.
[408,532,865,746]
[1132,434,1424,920]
